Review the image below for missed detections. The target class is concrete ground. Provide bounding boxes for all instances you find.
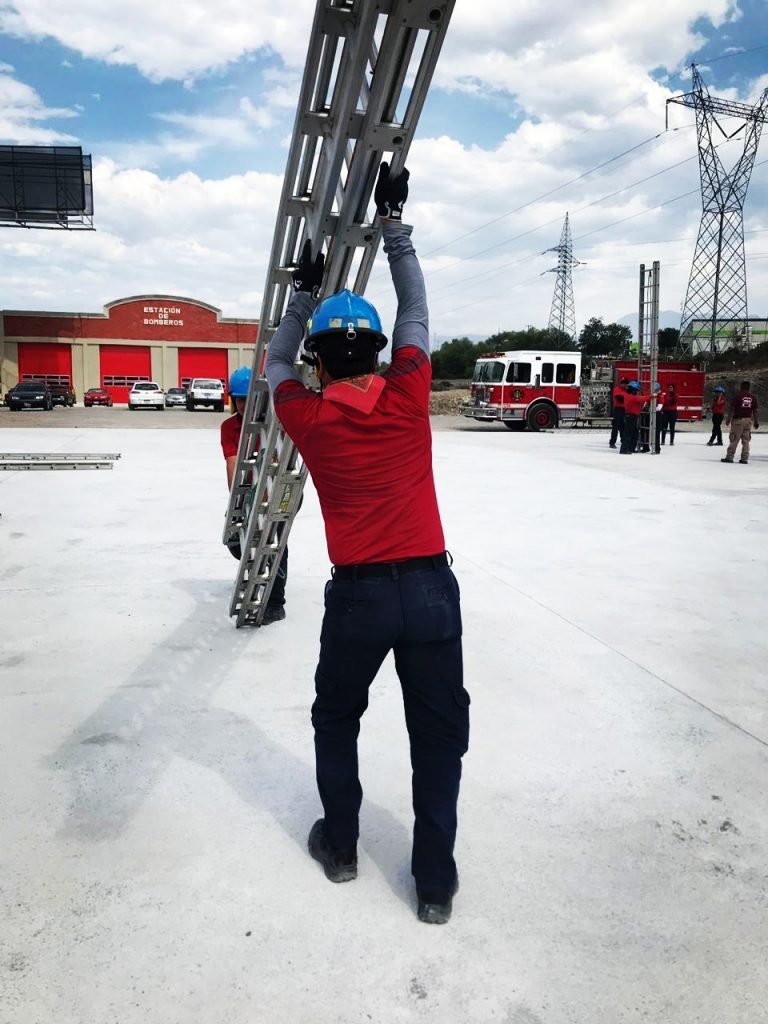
[1,422,767,1024]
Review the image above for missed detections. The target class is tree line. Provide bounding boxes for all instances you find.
[430,319,681,379]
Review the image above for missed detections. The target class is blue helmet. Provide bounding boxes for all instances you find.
[628,379,640,391]
[228,366,252,397]
[654,383,662,392]
[306,289,387,354]
[715,385,725,392]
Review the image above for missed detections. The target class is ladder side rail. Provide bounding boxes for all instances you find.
[224,4,379,540]
[223,6,344,537]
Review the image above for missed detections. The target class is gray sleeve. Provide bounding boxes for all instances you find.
[382,221,429,356]
[264,291,315,394]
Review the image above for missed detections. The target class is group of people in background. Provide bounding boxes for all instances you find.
[609,378,759,464]
[609,378,678,455]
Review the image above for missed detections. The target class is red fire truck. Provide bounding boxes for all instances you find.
[461,351,706,430]
[461,349,582,430]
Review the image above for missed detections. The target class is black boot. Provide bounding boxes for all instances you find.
[308,820,357,883]
[262,602,286,626]
[417,876,459,925]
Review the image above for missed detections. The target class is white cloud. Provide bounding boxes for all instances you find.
[0,0,315,82]
[0,66,79,143]
[1,0,766,341]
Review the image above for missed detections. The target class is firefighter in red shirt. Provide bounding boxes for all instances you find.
[722,380,760,464]
[265,164,469,925]
[220,366,288,624]
[660,383,677,445]
[707,385,726,446]
[609,377,629,448]
[620,380,654,453]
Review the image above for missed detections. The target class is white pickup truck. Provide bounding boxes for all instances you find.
[186,378,225,412]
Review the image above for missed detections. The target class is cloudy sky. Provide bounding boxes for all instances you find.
[1,0,767,341]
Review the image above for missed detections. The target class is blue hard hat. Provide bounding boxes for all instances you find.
[306,289,387,353]
[715,385,725,392]
[228,366,252,397]
[628,379,640,391]
[654,383,662,392]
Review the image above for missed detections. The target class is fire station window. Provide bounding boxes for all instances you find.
[556,363,577,384]
[506,362,531,384]
[541,363,554,384]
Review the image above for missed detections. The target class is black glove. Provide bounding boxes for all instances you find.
[292,239,324,298]
[374,162,409,221]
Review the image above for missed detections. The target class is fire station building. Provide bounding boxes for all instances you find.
[0,295,259,403]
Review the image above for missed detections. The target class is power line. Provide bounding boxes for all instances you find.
[421,125,694,259]
[693,40,768,66]
[426,157,768,321]
[404,131,749,302]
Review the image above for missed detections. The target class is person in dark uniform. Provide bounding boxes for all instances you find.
[609,377,628,449]
[265,164,469,925]
[707,385,726,446]
[722,381,759,465]
[660,383,678,445]
[220,366,288,625]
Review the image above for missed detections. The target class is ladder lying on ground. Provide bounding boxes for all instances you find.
[0,452,121,470]
[223,0,456,627]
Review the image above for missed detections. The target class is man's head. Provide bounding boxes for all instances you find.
[715,385,725,393]
[228,365,252,415]
[306,289,387,385]
[741,380,751,391]
[627,380,640,393]
[620,377,629,387]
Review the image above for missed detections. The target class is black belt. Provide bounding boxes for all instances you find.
[332,552,449,580]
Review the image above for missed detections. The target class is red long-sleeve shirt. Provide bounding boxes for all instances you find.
[623,392,653,415]
[711,394,726,415]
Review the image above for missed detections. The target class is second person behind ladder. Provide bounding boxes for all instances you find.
[220,366,289,625]
[264,163,469,926]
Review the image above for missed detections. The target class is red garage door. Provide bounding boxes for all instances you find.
[100,345,151,403]
[179,348,228,397]
[18,342,72,386]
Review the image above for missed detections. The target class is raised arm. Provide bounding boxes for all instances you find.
[375,163,428,357]
[264,291,315,394]
[264,240,324,395]
[382,222,429,356]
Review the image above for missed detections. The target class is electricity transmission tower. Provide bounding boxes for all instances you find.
[668,65,768,356]
[544,213,581,342]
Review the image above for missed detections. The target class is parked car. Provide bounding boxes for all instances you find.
[165,386,187,408]
[48,382,76,407]
[7,380,53,411]
[84,387,113,408]
[186,377,225,412]
[128,381,165,411]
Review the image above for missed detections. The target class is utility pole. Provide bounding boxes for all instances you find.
[543,213,581,343]
[667,66,768,357]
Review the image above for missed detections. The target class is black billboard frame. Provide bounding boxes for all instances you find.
[0,145,94,230]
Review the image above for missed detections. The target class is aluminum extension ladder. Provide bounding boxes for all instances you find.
[0,452,121,470]
[223,0,455,627]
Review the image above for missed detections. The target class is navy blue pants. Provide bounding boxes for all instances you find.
[609,407,624,446]
[621,413,639,453]
[312,565,469,898]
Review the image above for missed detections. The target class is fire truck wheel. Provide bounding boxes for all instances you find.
[503,421,525,431]
[526,403,557,431]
